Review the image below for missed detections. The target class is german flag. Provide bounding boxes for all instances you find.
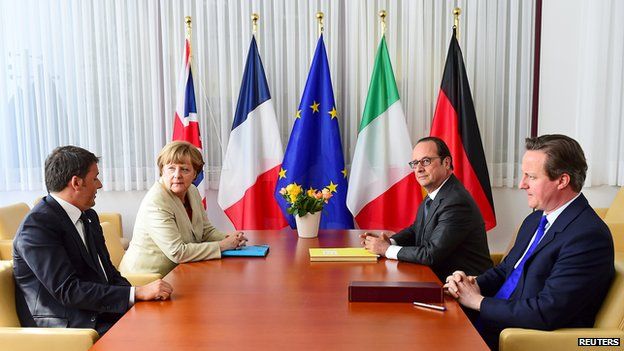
[430,28,496,231]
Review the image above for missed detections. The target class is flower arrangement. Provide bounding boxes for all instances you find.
[279,183,333,217]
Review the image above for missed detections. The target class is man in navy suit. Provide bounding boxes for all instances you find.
[13,146,173,335]
[444,134,615,350]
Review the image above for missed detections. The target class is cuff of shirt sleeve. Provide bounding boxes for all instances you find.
[385,245,401,260]
[129,286,135,307]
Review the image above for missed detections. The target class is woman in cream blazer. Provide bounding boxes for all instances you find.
[120,141,247,276]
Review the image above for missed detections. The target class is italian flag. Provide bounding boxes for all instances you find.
[346,37,421,232]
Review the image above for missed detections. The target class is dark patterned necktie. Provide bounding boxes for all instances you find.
[80,213,107,281]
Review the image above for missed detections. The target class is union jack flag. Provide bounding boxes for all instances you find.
[172,36,206,208]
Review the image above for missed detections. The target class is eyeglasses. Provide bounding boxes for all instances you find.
[408,156,442,169]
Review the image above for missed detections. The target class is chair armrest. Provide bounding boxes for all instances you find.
[0,240,12,261]
[0,327,99,351]
[120,237,130,250]
[123,273,162,286]
[490,253,504,266]
[500,328,624,351]
[594,207,609,219]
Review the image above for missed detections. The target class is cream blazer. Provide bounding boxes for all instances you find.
[119,180,226,276]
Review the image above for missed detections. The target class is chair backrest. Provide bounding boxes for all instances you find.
[604,187,624,223]
[0,203,30,240]
[0,240,12,261]
[594,255,624,329]
[607,222,624,253]
[101,222,124,268]
[31,195,45,208]
[99,213,123,238]
[0,261,20,327]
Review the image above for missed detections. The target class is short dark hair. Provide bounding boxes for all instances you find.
[525,134,587,192]
[45,146,99,192]
[416,136,454,170]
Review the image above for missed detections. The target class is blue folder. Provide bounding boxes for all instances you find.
[222,245,270,257]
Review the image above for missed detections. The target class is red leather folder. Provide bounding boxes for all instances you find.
[348,281,443,303]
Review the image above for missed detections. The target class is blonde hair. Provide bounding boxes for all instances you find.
[157,141,204,177]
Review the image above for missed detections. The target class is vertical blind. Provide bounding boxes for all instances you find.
[0,0,537,192]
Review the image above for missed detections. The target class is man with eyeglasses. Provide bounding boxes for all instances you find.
[361,136,492,280]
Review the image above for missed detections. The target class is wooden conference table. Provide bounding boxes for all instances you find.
[91,230,488,350]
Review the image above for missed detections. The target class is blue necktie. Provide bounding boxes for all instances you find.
[494,215,549,300]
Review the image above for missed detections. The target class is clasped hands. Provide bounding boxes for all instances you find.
[443,271,484,311]
[359,232,390,255]
[220,231,248,251]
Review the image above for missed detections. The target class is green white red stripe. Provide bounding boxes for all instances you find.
[346,37,421,231]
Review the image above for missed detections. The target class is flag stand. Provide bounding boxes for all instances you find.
[379,10,386,37]
[316,12,324,36]
[453,8,461,40]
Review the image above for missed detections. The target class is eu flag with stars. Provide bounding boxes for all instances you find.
[275,34,354,229]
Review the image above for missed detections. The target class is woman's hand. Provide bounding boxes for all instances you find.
[219,232,248,251]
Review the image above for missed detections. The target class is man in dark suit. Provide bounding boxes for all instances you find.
[362,137,492,280]
[13,146,173,335]
[444,134,615,350]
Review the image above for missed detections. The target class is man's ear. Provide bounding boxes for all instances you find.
[557,173,570,190]
[69,175,83,190]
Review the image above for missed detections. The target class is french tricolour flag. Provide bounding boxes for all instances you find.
[218,36,288,230]
[172,37,206,208]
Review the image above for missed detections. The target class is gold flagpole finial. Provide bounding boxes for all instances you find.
[185,16,192,40]
[379,10,387,37]
[316,12,324,36]
[453,8,461,40]
[251,13,259,35]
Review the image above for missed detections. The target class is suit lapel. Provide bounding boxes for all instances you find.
[527,194,588,260]
[44,196,103,276]
[423,175,456,228]
[160,181,202,242]
[188,187,204,241]
[84,217,108,282]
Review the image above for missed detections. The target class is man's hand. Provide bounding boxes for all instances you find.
[443,270,467,298]
[135,279,173,301]
[363,232,391,256]
[443,271,483,311]
[358,232,378,246]
[220,232,248,251]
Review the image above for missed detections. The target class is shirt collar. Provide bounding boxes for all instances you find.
[543,192,581,226]
[50,193,83,225]
[427,175,452,201]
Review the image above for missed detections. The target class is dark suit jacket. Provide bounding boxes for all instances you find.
[391,174,492,280]
[13,195,131,335]
[477,194,614,348]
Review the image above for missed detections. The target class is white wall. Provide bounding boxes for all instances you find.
[538,0,584,137]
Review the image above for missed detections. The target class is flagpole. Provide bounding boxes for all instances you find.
[251,13,259,35]
[453,8,461,40]
[379,10,387,38]
[316,12,324,36]
[185,16,192,53]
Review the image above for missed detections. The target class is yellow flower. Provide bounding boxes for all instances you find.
[286,183,301,195]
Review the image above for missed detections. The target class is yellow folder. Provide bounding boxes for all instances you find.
[309,248,378,262]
